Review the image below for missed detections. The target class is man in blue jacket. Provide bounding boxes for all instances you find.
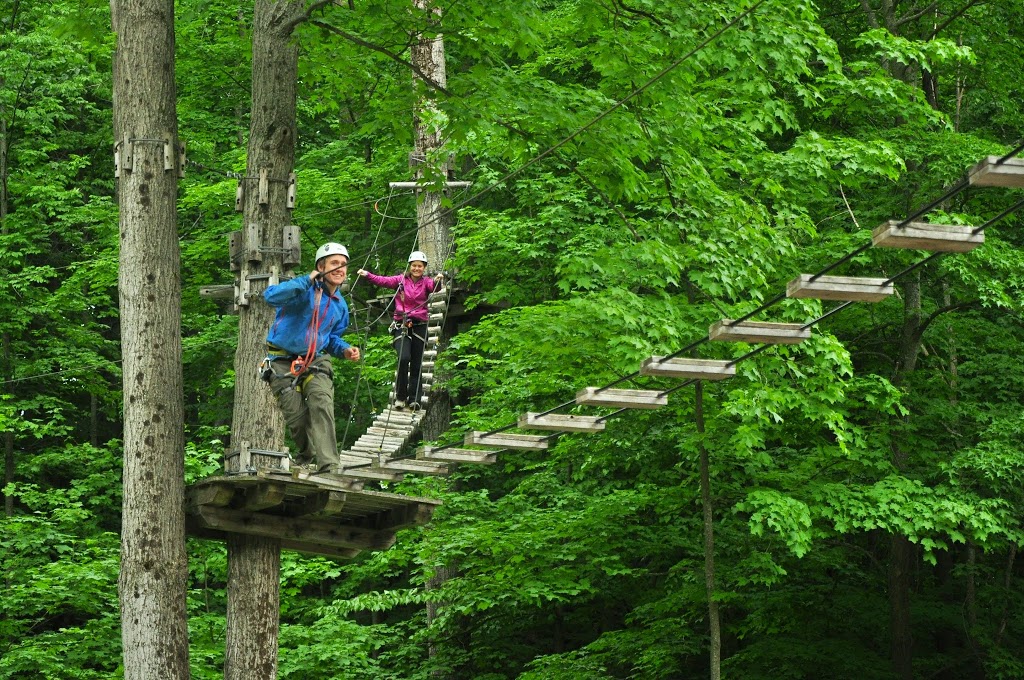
[263,242,360,473]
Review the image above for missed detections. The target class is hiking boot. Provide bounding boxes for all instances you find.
[393,399,406,410]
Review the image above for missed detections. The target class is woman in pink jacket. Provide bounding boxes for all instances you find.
[358,251,442,410]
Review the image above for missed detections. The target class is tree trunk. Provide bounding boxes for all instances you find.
[225,536,281,679]
[888,272,922,680]
[110,0,190,677]
[411,0,452,270]
[224,1,304,676]
[410,0,455,439]
[1,112,12,519]
[695,381,721,679]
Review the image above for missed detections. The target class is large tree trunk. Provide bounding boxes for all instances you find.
[110,0,190,677]
[224,1,305,676]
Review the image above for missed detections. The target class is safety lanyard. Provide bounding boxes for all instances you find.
[291,286,330,376]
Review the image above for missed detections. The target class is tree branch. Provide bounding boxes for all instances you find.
[916,298,978,338]
[281,0,336,34]
[309,20,453,96]
[893,1,940,28]
[928,0,982,39]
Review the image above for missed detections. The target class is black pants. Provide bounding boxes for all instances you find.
[392,322,426,403]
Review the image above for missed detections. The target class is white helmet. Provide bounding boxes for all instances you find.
[408,250,428,265]
[315,242,349,264]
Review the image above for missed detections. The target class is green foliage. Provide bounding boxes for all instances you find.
[5,0,1024,677]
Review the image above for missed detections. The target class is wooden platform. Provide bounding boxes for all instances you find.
[186,469,441,559]
[871,220,983,253]
[639,356,736,381]
[709,320,810,345]
[968,155,1024,188]
[786,274,894,302]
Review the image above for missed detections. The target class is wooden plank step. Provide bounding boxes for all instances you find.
[786,274,894,302]
[373,459,449,475]
[428,291,447,303]
[417,446,497,464]
[428,301,447,312]
[575,387,667,409]
[871,220,983,253]
[336,467,405,482]
[354,440,407,452]
[709,320,810,345]
[639,356,736,380]
[968,155,1024,188]
[429,312,444,322]
[427,325,442,335]
[518,412,606,433]
[366,426,413,437]
[364,422,414,435]
[422,350,437,361]
[374,411,419,424]
[465,431,549,449]
[350,439,403,451]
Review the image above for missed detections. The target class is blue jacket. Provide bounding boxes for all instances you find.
[264,276,352,357]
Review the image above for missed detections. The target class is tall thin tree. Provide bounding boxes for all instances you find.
[110,0,190,676]
[224,1,330,676]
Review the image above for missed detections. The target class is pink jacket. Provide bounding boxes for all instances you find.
[363,271,436,322]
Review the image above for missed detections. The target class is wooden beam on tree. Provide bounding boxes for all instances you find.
[639,357,736,381]
[786,274,894,302]
[871,220,983,252]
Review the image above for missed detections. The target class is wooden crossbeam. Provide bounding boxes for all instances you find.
[188,484,236,508]
[639,356,736,381]
[968,155,1024,188]
[575,387,667,409]
[417,446,497,464]
[709,320,810,345]
[242,482,287,511]
[871,220,983,253]
[518,412,606,433]
[786,274,894,302]
[190,505,396,551]
[284,490,347,517]
[465,431,548,449]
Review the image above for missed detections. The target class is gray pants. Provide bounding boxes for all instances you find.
[268,354,338,469]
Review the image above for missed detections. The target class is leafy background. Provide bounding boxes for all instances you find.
[2,0,1024,677]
